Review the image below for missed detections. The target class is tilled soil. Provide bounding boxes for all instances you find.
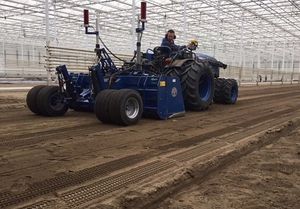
[155,125,300,209]
[0,84,299,209]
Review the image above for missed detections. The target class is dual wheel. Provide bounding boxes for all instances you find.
[214,78,238,104]
[95,89,143,126]
[27,86,143,126]
[26,85,68,116]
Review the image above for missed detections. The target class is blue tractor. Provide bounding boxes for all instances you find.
[26,4,238,126]
[148,46,239,109]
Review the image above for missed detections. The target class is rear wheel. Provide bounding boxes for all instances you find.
[26,85,46,114]
[214,78,238,104]
[37,86,68,116]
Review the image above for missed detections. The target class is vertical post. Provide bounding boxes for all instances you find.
[256,20,262,86]
[251,33,255,82]
[238,11,244,86]
[32,44,35,63]
[45,0,51,85]
[136,16,141,69]
[27,49,30,67]
[96,12,100,47]
[277,60,280,82]
[270,50,274,85]
[2,39,5,77]
[264,58,267,84]
[215,0,221,59]
[136,1,147,71]
[298,53,300,84]
[290,43,295,84]
[131,0,136,52]
[281,39,286,85]
[21,40,24,77]
[53,1,58,46]
[270,28,275,85]
[251,54,255,82]
[183,0,187,43]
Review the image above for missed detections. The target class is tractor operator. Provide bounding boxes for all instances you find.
[161,29,184,51]
[161,29,198,51]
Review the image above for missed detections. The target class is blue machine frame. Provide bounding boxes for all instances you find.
[55,5,186,121]
[56,59,185,120]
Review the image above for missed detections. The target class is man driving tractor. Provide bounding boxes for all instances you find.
[161,29,198,51]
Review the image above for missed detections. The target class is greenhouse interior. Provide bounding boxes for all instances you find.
[1,1,300,209]
[0,0,299,83]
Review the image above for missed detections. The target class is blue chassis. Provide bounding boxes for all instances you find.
[56,63,185,120]
[55,47,228,120]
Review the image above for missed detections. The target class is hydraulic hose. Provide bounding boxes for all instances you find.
[98,36,136,63]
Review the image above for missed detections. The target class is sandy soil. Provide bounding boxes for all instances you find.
[0,84,299,209]
[156,126,300,209]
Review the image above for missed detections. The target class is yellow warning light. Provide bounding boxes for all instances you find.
[160,81,166,87]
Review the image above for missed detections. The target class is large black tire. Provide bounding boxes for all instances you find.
[165,60,193,78]
[26,85,46,114]
[213,78,226,104]
[37,86,68,116]
[167,61,214,110]
[214,78,238,104]
[109,89,143,126]
[172,61,214,110]
[94,89,117,124]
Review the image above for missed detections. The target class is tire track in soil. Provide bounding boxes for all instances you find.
[1,104,299,209]
[238,85,298,97]
[138,120,300,209]
[0,122,107,145]
[1,92,299,179]
[0,86,298,207]
[157,105,300,150]
[0,87,299,123]
[0,86,298,142]
[0,95,298,179]
[0,102,295,180]
[23,113,299,209]
[0,84,296,120]
[1,89,299,151]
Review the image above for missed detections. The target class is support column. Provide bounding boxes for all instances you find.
[298,52,300,84]
[131,0,136,52]
[250,33,255,82]
[270,28,275,85]
[53,0,58,45]
[45,0,51,85]
[32,44,35,63]
[183,0,187,43]
[281,39,286,84]
[290,42,295,84]
[238,11,244,86]
[21,40,24,77]
[256,20,262,86]
[214,0,222,58]
[2,39,5,77]
[256,26,262,85]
